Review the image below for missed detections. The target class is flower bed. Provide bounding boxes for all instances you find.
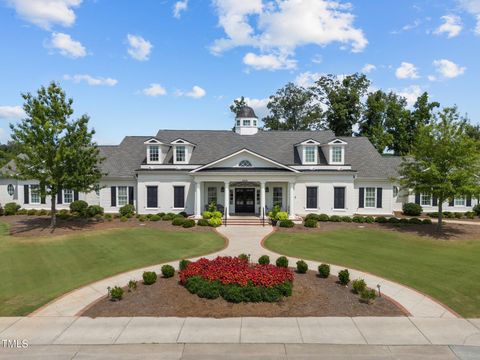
[179,256,294,303]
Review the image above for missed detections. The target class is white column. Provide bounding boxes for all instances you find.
[289,181,295,219]
[260,181,266,217]
[224,181,230,218]
[195,181,201,217]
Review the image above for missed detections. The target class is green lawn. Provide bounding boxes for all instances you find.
[264,229,480,317]
[0,223,225,316]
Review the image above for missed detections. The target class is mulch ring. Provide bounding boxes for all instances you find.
[81,270,406,318]
[1,215,214,238]
[277,221,480,241]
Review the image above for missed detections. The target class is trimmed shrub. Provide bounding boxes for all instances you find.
[318,214,330,222]
[473,204,480,216]
[304,218,318,228]
[87,205,104,217]
[119,204,135,217]
[443,211,454,219]
[4,202,20,215]
[276,212,289,221]
[182,219,195,228]
[70,200,89,217]
[109,286,123,301]
[375,216,388,223]
[305,213,319,221]
[258,255,270,265]
[279,219,294,228]
[120,216,128,222]
[94,214,103,221]
[329,215,341,222]
[341,216,352,222]
[364,216,375,223]
[212,211,223,219]
[296,260,308,274]
[352,279,367,294]
[388,217,400,224]
[150,214,161,221]
[179,259,191,271]
[104,213,113,221]
[465,211,475,219]
[179,211,188,218]
[38,209,48,216]
[202,211,212,219]
[162,213,176,221]
[399,218,409,224]
[208,217,222,227]
[57,209,70,220]
[276,256,289,268]
[409,217,423,225]
[157,212,165,218]
[197,218,209,226]
[338,269,350,285]
[454,212,463,219]
[138,215,147,222]
[318,264,330,278]
[142,271,157,285]
[128,280,137,292]
[161,264,175,278]
[27,209,37,216]
[360,288,377,304]
[17,209,27,215]
[402,202,422,216]
[172,217,185,226]
[427,212,439,218]
[422,218,432,225]
[238,253,249,262]
[352,216,365,223]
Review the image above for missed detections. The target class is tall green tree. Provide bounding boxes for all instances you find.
[399,107,480,231]
[411,92,440,127]
[384,93,412,156]
[262,83,323,130]
[9,82,104,227]
[314,73,370,136]
[229,96,248,115]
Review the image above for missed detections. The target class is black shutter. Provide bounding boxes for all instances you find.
[359,188,364,208]
[74,191,79,201]
[449,198,454,207]
[147,186,158,208]
[376,188,382,208]
[174,186,185,208]
[24,185,29,204]
[432,196,438,206]
[306,187,317,209]
[111,187,117,207]
[334,187,345,209]
[40,184,46,204]
[57,186,63,204]
[467,195,472,207]
[128,187,134,205]
[415,193,421,205]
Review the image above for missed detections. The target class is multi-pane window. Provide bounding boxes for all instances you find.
[175,146,186,162]
[420,193,432,206]
[63,189,73,204]
[365,187,376,208]
[7,184,14,196]
[273,187,282,207]
[207,187,217,205]
[304,146,316,163]
[243,119,251,126]
[174,186,185,208]
[256,190,260,204]
[117,186,128,206]
[331,146,343,163]
[149,145,159,162]
[229,190,234,205]
[454,196,465,206]
[30,185,40,204]
[236,119,240,126]
[334,187,345,209]
[306,187,318,209]
[253,119,257,126]
[238,160,252,167]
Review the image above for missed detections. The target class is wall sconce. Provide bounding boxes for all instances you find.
[266,187,269,192]
[221,187,224,192]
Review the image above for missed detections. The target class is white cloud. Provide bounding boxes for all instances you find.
[457,1,480,34]
[63,74,118,86]
[362,63,376,73]
[6,0,82,29]
[0,105,25,119]
[433,59,466,78]
[294,71,322,87]
[126,34,153,61]
[395,62,419,79]
[211,0,367,70]
[311,54,323,64]
[46,32,86,58]
[173,0,188,18]
[143,84,167,97]
[243,52,296,71]
[176,85,206,99]
[244,97,270,119]
[396,85,423,107]
[434,15,462,38]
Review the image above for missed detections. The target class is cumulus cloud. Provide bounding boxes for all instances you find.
[45,32,86,58]
[362,63,376,73]
[433,59,466,79]
[434,15,462,38]
[244,97,270,119]
[126,34,153,61]
[243,52,296,71]
[211,0,367,71]
[0,105,25,119]
[143,84,167,97]
[173,0,188,18]
[176,86,206,99]
[396,85,423,107]
[395,62,419,79]
[294,71,322,87]
[457,0,480,34]
[6,0,82,29]
[63,74,118,86]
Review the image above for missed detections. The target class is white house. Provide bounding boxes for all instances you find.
[0,106,476,217]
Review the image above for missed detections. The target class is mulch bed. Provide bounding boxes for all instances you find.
[82,270,406,318]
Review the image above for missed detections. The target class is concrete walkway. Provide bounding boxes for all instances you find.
[32,225,457,318]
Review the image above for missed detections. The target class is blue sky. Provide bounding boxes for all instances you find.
[0,0,479,144]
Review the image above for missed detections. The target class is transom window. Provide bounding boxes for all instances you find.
[331,146,343,163]
[365,187,376,208]
[238,160,252,167]
[454,196,465,206]
[63,189,73,204]
[7,184,14,196]
[30,185,40,204]
[273,187,283,207]
[207,187,217,205]
[420,194,432,206]
[304,146,316,163]
[117,186,128,206]
[243,119,251,126]
[149,145,159,162]
[175,146,186,162]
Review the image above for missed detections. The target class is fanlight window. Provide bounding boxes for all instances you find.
[238,160,252,167]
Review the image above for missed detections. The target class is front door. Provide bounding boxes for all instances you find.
[235,188,255,213]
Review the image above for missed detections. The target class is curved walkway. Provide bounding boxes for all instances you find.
[32,225,457,318]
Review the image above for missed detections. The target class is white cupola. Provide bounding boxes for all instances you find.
[235,106,258,135]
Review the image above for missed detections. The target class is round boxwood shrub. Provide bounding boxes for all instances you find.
[104,213,113,221]
[465,211,475,219]
[258,255,270,265]
[87,205,104,217]
[399,218,409,224]
[454,212,463,219]
[296,260,308,274]
[402,202,422,216]
[17,209,27,215]
[388,217,400,224]
[352,216,365,223]
[375,216,387,223]
[161,264,175,278]
[70,200,88,217]
[120,216,128,222]
[364,216,375,223]
[318,263,330,278]
[150,214,161,221]
[182,219,196,228]
[27,209,37,216]
[360,288,377,304]
[57,209,70,220]
[143,271,157,285]
[318,214,330,222]
[162,213,176,221]
[4,202,20,216]
[352,279,367,294]
[109,286,124,301]
[422,218,433,225]
[172,217,185,226]
[338,269,350,285]
[238,253,249,262]
[208,217,222,227]
[305,213,319,221]
[197,218,209,226]
[276,256,289,268]
[138,215,146,222]
[157,212,165,218]
[202,211,212,219]
[329,215,341,222]
[304,218,318,228]
[179,259,191,271]
[427,212,439,218]
[341,216,352,222]
[179,211,188,218]
[119,204,135,217]
[279,219,294,228]
[38,209,48,216]
[409,217,423,225]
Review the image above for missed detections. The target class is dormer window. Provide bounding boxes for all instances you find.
[331,146,343,163]
[149,145,159,162]
[325,139,347,165]
[175,145,186,162]
[304,146,317,164]
[243,119,251,126]
[253,119,257,126]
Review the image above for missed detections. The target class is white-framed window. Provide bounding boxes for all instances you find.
[243,119,251,126]
[393,186,399,197]
[30,184,40,204]
[149,145,159,162]
[365,187,376,208]
[273,187,282,207]
[236,119,240,126]
[7,184,14,196]
[304,146,316,164]
[117,186,128,206]
[175,146,186,162]
[253,119,257,126]
[63,189,73,204]
[420,193,432,206]
[331,146,343,163]
[454,196,465,206]
[207,187,217,205]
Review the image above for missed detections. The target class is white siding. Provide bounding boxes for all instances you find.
[354,181,394,215]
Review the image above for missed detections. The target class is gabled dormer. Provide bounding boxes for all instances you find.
[324,139,347,165]
[296,139,320,165]
[144,138,168,164]
[171,138,195,164]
